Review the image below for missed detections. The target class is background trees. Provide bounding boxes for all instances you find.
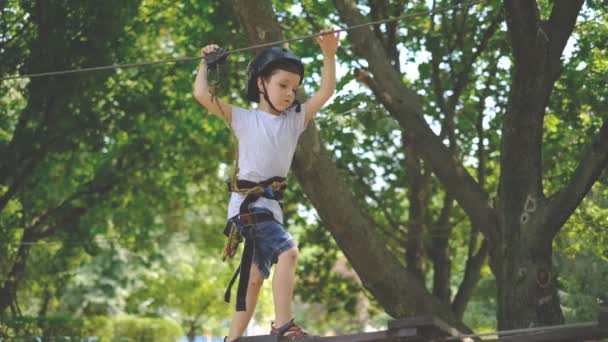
[1,0,606,338]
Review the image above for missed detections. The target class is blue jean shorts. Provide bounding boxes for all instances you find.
[233,207,295,278]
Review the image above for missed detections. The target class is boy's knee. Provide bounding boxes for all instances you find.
[281,247,299,262]
[249,274,264,289]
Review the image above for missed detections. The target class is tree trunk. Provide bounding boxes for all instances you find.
[495,233,563,330]
[0,230,34,314]
[497,0,585,329]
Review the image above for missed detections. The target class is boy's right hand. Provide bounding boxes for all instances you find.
[194,44,233,123]
[201,44,220,58]
[199,44,219,67]
[201,44,228,67]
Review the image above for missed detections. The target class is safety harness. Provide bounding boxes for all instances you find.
[222,177,287,312]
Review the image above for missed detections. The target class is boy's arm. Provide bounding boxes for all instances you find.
[304,30,339,125]
[193,46,232,123]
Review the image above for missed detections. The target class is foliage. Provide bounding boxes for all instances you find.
[0,315,182,341]
[0,0,606,337]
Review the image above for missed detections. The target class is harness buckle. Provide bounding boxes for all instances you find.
[238,212,257,226]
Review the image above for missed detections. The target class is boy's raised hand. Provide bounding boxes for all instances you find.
[194,44,233,122]
[315,28,339,56]
[304,29,339,124]
[201,44,220,56]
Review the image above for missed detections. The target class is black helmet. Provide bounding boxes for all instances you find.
[246,47,304,103]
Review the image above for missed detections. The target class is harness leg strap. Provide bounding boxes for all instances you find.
[224,225,257,312]
[236,237,255,311]
[224,265,240,303]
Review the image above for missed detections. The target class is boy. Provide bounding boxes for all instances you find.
[193,29,338,341]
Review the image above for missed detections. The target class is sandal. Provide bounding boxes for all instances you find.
[270,319,309,340]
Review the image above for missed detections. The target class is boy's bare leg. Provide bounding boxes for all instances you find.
[226,263,265,342]
[272,247,299,328]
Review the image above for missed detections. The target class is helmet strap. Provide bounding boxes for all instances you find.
[260,81,282,114]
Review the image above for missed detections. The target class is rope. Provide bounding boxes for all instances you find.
[0,0,484,81]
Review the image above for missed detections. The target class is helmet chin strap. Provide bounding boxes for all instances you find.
[259,80,301,113]
[260,81,282,113]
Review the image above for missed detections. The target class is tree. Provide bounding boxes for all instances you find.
[0,0,237,318]
[0,0,142,314]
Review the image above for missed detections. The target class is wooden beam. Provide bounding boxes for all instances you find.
[599,306,607,328]
[236,328,417,342]
[389,315,466,339]
[233,315,608,342]
[236,315,468,341]
[482,322,608,341]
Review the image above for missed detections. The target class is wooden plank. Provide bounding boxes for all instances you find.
[235,314,608,342]
[319,328,418,342]
[600,308,608,328]
[237,335,279,342]
[236,315,467,342]
[482,323,608,342]
[388,315,465,339]
[236,327,418,342]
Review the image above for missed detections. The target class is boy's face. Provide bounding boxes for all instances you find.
[258,70,301,112]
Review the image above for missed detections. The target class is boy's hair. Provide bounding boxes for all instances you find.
[260,59,303,84]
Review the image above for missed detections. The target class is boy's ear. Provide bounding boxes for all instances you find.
[257,76,264,90]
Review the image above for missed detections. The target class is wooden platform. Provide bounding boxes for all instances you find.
[235,311,608,342]
[236,315,469,342]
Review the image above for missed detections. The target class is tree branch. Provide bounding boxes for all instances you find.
[448,8,502,112]
[545,119,608,236]
[336,0,496,243]
[404,133,427,283]
[546,0,585,82]
[430,194,454,304]
[427,0,448,116]
[452,238,488,319]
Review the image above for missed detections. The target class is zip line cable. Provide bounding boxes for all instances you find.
[0,0,484,81]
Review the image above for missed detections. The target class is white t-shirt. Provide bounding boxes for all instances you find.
[227,104,308,223]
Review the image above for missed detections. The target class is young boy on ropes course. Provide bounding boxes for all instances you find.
[193,28,339,341]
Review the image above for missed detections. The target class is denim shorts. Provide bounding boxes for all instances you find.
[233,207,295,279]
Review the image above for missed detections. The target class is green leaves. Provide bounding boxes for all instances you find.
[1,0,607,336]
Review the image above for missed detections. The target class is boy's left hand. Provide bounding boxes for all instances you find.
[315,28,339,56]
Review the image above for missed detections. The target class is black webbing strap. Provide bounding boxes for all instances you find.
[224,225,255,311]
[260,82,301,113]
